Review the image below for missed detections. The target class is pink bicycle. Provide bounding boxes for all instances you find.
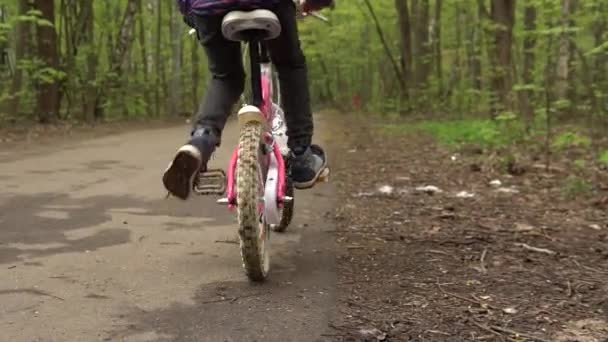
[193,6,330,281]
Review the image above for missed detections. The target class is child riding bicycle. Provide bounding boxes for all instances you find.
[163,0,333,200]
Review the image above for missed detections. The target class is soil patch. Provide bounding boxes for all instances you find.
[325,113,608,342]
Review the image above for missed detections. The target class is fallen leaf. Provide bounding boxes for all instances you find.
[455,191,475,198]
[489,179,502,187]
[514,223,535,232]
[588,224,602,231]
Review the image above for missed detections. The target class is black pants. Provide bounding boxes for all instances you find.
[190,1,313,150]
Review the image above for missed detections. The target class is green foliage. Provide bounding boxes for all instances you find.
[573,159,587,170]
[0,0,607,132]
[586,40,608,56]
[562,176,593,199]
[599,151,608,166]
[384,118,525,148]
[552,132,592,150]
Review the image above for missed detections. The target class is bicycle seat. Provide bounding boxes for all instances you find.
[221,9,281,42]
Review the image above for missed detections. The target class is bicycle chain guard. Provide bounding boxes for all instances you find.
[194,169,227,196]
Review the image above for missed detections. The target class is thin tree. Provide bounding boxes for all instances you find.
[519,3,537,131]
[7,0,31,118]
[490,0,516,115]
[434,0,443,94]
[34,0,60,123]
[363,0,406,95]
[169,3,183,115]
[395,0,413,88]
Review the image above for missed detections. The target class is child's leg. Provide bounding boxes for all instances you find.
[190,15,245,139]
[266,1,313,152]
[163,14,244,200]
[266,1,327,189]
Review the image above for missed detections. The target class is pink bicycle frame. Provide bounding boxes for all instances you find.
[225,62,286,210]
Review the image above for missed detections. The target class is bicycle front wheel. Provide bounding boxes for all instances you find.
[237,121,270,281]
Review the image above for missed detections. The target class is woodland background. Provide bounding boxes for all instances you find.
[0,0,607,163]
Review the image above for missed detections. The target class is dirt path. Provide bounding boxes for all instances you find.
[328,115,608,341]
[0,117,336,342]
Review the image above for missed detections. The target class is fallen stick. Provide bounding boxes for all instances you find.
[471,321,506,341]
[514,243,556,255]
[480,248,488,273]
[490,325,551,342]
[200,293,260,304]
[425,330,451,336]
[436,280,500,310]
[214,239,239,245]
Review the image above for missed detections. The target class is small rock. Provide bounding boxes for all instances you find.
[503,307,518,314]
[495,187,519,194]
[514,223,535,232]
[455,191,475,198]
[378,185,394,195]
[358,328,387,341]
[354,192,375,198]
[415,185,443,194]
[489,179,502,187]
[589,224,602,231]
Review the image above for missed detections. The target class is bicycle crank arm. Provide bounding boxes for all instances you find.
[194,169,227,196]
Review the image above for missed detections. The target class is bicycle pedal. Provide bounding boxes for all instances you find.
[194,169,227,196]
[318,167,330,183]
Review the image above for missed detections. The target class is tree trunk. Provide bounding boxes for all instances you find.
[110,0,140,76]
[363,0,406,94]
[191,32,200,113]
[556,0,575,103]
[34,0,60,124]
[155,0,162,117]
[169,3,183,115]
[0,5,6,68]
[467,2,484,91]
[395,0,413,87]
[414,0,431,87]
[81,0,99,121]
[138,0,152,116]
[434,0,443,94]
[7,0,31,118]
[519,4,536,131]
[96,0,141,119]
[319,58,334,105]
[490,0,516,115]
[592,3,606,86]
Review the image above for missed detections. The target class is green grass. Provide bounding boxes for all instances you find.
[600,150,608,166]
[562,176,593,199]
[552,131,592,150]
[383,119,523,147]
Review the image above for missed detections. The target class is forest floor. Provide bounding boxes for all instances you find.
[0,118,186,146]
[325,113,608,341]
[2,112,608,341]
